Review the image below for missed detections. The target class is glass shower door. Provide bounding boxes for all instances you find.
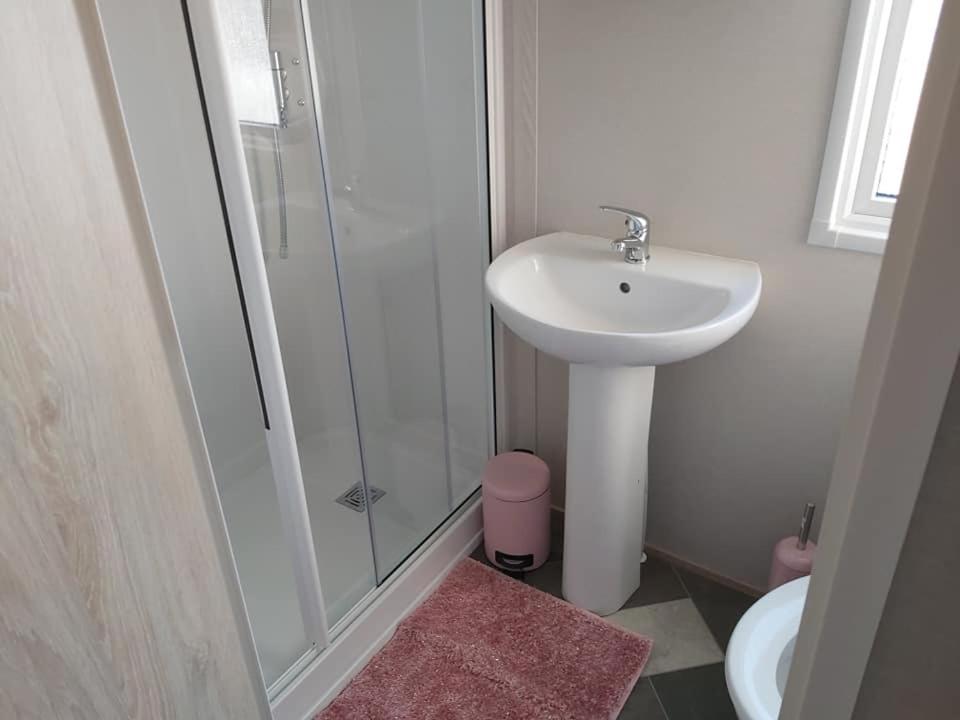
[214,0,379,639]
[304,0,492,579]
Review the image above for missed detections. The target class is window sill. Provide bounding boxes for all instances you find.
[808,218,888,255]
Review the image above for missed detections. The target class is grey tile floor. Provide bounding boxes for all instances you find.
[471,515,756,720]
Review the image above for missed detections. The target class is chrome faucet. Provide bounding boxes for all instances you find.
[600,205,650,264]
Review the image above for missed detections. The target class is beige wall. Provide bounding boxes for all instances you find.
[853,358,960,716]
[512,0,882,588]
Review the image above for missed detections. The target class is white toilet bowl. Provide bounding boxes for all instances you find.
[725,576,809,720]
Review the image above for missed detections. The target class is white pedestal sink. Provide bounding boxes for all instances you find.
[486,232,761,615]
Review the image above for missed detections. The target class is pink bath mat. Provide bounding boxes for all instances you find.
[316,558,652,720]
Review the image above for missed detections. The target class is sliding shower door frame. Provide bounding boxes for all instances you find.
[182,0,332,680]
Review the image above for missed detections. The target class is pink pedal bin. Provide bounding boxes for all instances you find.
[482,451,551,572]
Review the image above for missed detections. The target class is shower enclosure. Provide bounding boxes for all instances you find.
[183,0,492,695]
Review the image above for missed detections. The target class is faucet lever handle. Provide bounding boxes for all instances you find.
[599,205,650,238]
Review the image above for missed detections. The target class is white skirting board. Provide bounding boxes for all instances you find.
[271,497,483,720]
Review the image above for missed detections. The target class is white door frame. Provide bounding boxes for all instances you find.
[781,1,960,716]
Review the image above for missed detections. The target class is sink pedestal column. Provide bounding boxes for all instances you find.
[561,363,654,615]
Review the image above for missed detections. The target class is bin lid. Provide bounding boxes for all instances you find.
[482,452,550,502]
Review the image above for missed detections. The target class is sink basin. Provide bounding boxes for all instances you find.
[485,232,761,366]
[485,232,762,615]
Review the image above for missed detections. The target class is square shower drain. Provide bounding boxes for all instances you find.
[335,483,386,513]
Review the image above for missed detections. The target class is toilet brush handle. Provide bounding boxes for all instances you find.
[797,503,816,550]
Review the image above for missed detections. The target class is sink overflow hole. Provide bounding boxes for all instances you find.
[619,282,631,294]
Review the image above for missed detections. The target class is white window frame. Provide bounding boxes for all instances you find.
[809,0,934,254]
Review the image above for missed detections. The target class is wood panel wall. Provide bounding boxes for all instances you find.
[0,2,267,717]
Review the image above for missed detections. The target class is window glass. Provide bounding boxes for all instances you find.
[874,0,943,199]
